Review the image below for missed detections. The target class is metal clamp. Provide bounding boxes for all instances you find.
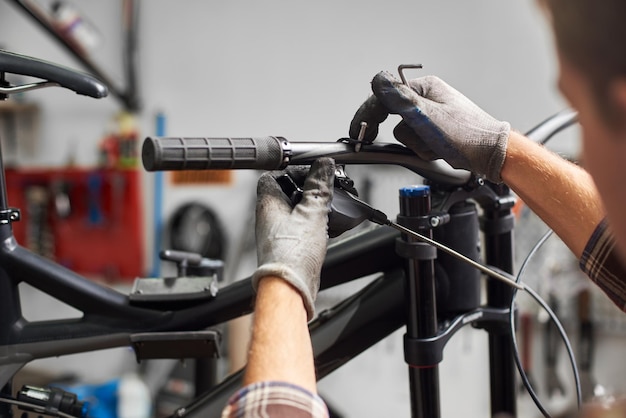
[0,208,21,224]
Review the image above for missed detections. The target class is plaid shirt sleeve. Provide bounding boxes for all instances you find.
[580,218,626,312]
[221,381,330,418]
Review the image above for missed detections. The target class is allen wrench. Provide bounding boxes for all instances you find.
[397,63,423,86]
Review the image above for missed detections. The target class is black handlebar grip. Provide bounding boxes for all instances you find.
[142,136,288,171]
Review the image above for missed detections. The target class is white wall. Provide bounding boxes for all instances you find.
[2,1,615,417]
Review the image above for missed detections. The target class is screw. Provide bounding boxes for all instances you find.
[355,121,367,152]
[430,216,440,228]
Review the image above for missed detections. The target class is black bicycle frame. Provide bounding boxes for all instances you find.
[169,175,521,418]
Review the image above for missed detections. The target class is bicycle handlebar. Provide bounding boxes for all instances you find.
[141,136,472,186]
[525,108,578,145]
[141,109,578,187]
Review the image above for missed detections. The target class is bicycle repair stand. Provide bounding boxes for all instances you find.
[397,181,517,418]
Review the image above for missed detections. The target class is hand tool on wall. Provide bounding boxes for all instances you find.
[52,179,72,219]
[25,185,54,258]
[518,311,536,392]
[545,294,565,398]
[86,172,104,226]
[110,171,125,224]
[578,288,601,401]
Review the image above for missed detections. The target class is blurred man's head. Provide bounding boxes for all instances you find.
[539,0,626,262]
[540,0,626,127]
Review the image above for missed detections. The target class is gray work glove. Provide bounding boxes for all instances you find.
[349,72,511,183]
[252,157,335,321]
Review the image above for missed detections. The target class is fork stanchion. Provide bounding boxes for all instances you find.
[482,183,517,416]
[396,185,440,418]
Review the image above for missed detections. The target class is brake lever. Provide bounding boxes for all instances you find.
[276,165,378,237]
[328,187,387,237]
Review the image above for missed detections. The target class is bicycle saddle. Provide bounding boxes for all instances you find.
[0,49,107,98]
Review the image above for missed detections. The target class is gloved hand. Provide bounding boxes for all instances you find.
[349,71,511,183]
[252,157,335,320]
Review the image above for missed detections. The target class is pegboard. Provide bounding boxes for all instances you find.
[6,167,144,281]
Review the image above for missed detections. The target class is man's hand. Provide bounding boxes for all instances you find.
[252,158,335,321]
[350,72,511,183]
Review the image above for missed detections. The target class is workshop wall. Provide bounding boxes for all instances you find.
[0,0,575,279]
[1,1,617,417]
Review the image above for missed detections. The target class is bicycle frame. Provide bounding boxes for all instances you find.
[171,177,520,418]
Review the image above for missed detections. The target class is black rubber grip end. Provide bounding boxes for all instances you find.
[142,137,161,171]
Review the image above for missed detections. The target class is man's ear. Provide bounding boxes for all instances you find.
[610,78,626,125]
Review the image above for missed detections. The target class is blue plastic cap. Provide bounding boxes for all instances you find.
[399,185,430,197]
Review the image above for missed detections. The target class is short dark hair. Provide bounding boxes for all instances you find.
[540,0,626,126]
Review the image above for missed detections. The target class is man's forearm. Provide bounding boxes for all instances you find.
[243,276,317,394]
[501,131,605,258]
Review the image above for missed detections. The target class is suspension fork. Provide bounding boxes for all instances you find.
[481,183,517,416]
[397,185,441,418]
